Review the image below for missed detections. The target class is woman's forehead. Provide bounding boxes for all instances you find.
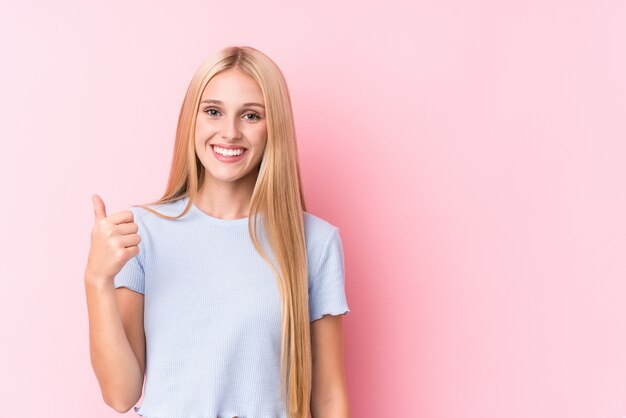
[201,69,264,105]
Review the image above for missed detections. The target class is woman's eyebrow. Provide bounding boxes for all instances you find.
[200,99,265,108]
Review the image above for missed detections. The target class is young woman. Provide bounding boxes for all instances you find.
[84,46,351,418]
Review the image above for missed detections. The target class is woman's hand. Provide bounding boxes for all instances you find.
[85,194,141,284]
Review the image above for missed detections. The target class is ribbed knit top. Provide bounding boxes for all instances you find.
[113,195,350,418]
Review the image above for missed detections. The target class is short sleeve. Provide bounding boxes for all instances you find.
[309,227,351,322]
[113,207,145,294]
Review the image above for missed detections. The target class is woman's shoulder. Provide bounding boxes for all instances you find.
[130,197,188,218]
[304,209,338,229]
[303,210,340,247]
[125,197,189,231]
[302,211,344,282]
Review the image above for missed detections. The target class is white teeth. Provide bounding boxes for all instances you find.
[213,145,245,156]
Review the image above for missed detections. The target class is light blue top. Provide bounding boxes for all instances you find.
[113,195,350,418]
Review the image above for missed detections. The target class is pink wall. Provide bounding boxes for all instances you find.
[1,0,625,417]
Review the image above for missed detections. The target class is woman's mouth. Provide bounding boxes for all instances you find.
[211,144,247,163]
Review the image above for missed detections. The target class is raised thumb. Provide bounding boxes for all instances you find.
[92,194,107,220]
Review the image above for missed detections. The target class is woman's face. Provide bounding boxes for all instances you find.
[195,68,267,186]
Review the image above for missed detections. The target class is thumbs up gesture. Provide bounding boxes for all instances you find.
[85,194,142,283]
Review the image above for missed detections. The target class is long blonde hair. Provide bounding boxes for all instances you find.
[134,46,311,417]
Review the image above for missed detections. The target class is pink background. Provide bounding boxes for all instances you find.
[1,0,625,417]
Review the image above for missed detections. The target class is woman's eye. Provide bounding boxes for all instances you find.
[204,108,220,117]
[243,113,260,121]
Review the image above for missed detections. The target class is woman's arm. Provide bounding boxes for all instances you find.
[84,275,145,412]
[310,314,350,418]
[85,196,146,412]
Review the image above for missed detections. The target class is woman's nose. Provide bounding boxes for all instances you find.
[220,117,241,139]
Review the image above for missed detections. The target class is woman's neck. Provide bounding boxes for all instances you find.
[194,174,257,220]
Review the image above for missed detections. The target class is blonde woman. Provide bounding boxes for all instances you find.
[84,46,351,418]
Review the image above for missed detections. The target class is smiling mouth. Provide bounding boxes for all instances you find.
[211,145,247,157]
